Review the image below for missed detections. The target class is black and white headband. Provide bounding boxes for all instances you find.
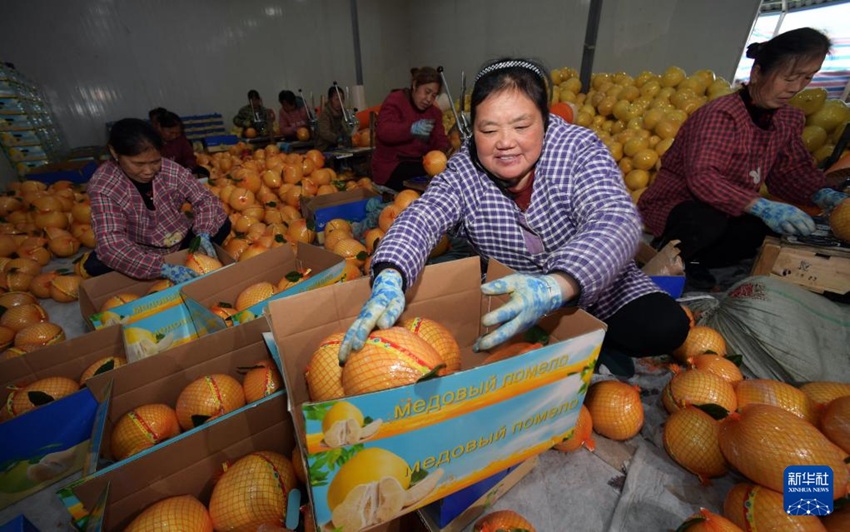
[474,60,547,85]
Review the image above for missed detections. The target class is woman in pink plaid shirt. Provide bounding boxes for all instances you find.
[83,118,229,284]
[639,28,847,289]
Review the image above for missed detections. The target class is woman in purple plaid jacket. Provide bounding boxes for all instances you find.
[338,58,690,377]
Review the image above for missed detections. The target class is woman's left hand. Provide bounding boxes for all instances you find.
[474,273,564,352]
[197,233,216,257]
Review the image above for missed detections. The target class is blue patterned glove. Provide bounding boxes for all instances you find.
[338,269,405,364]
[811,188,848,211]
[474,273,563,352]
[197,233,216,257]
[410,119,435,140]
[160,263,199,285]
[749,198,816,236]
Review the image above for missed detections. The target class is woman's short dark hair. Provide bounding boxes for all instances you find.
[279,90,296,106]
[471,58,551,133]
[158,111,183,129]
[248,89,260,100]
[746,27,831,75]
[148,107,168,124]
[410,67,442,91]
[109,118,162,156]
[327,86,344,100]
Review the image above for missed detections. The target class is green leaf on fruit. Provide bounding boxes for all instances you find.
[285,270,303,282]
[218,301,233,308]
[93,360,115,375]
[696,403,729,420]
[191,414,211,427]
[332,180,346,191]
[363,416,373,425]
[266,201,277,207]
[306,219,316,231]
[155,333,165,342]
[28,391,55,406]
[523,325,549,345]
[188,236,201,253]
[356,251,368,261]
[275,234,285,243]
[418,364,446,383]
[727,354,743,366]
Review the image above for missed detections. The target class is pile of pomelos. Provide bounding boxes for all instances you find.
[196,145,376,265]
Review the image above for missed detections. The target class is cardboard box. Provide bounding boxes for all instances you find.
[78,246,235,361]
[0,326,125,509]
[79,317,276,475]
[267,256,605,531]
[62,392,294,531]
[418,457,537,532]
[27,160,98,184]
[181,243,346,333]
[636,241,686,297]
[752,235,850,296]
[301,188,380,234]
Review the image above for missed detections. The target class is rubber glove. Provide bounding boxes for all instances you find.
[811,188,848,211]
[338,269,405,364]
[410,119,435,140]
[160,263,199,285]
[474,273,563,352]
[749,198,816,236]
[197,233,216,257]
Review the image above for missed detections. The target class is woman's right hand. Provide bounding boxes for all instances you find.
[411,119,435,140]
[338,269,405,364]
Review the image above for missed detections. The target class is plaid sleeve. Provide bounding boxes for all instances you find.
[371,157,466,288]
[542,131,642,309]
[679,108,760,215]
[89,167,163,279]
[765,109,826,204]
[166,163,227,235]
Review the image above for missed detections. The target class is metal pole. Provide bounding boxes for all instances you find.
[579,0,604,94]
[350,0,364,85]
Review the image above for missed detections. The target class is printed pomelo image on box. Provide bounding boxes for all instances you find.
[268,257,605,532]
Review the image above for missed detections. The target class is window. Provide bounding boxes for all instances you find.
[735,1,850,100]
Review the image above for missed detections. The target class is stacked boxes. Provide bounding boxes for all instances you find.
[0,63,66,176]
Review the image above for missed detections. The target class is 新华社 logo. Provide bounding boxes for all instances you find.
[783,465,833,517]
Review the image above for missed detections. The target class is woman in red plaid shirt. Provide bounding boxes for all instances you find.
[639,28,847,289]
[82,118,229,283]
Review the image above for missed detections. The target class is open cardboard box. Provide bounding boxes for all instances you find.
[79,317,276,476]
[62,392,294,531]
[267,256,605,531]
[78,244,235,330]
[181,242,347,334]
[0,326,125,509]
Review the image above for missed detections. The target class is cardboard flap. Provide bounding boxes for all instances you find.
[71,393,295,531]
[0,325,125,403]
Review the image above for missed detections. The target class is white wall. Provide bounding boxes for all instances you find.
[410,0,760,87]
[0,0,760,186]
